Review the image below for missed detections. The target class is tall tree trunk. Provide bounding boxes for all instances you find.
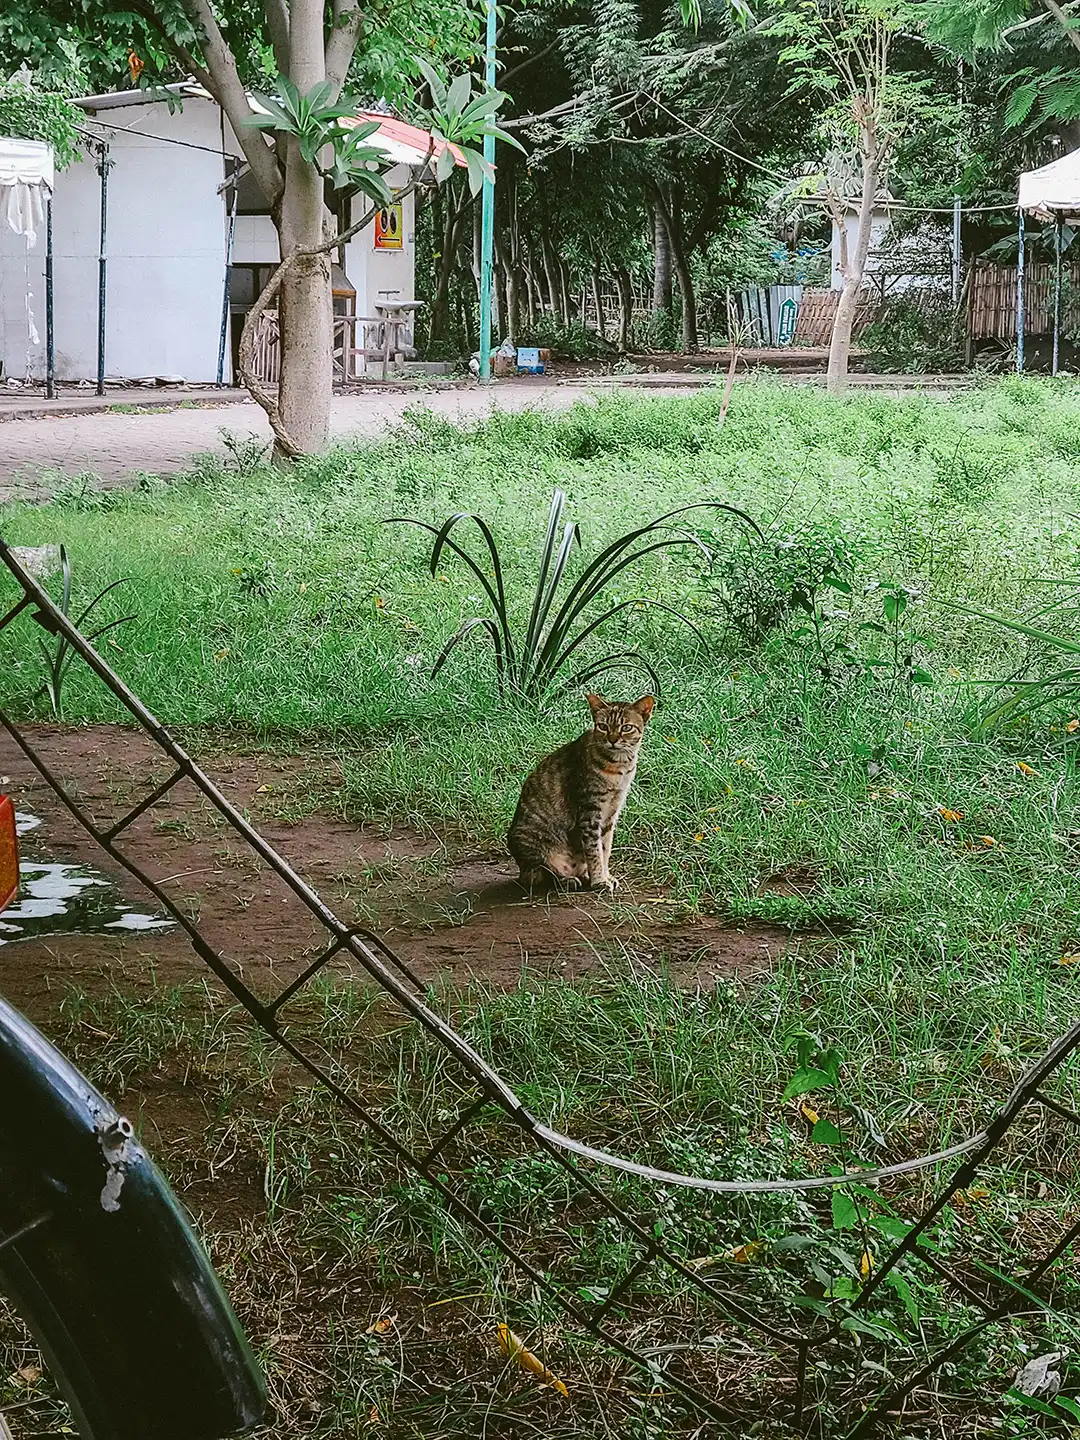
[276,141,332,456]
[273,0,333,455]
[616,268,633,351]
[652,201,672,312]
[651,184,697,354]
[828,116,880,395]
[430,185,468,343]
[541,237,558,316]
[557,257,571,329]
[460,270,476,353]
[591,265,606,341]
[495,234,520,344]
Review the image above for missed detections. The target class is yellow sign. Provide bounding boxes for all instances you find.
[374,202,403,250]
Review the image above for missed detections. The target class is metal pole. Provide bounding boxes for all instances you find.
[44,197,55,400]
[478,0,497,384]
[96,143,110,397]
[1053,212,1063,377]
[217,166,239,387]
[1016,208,1025,376]
[952,58,962,305]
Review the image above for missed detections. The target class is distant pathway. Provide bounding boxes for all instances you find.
[0,372,968,502]
[0,383,680,500]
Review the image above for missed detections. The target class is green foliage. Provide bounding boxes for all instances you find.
[33,545,134,718]
[391,487,762,703]
[244,79,393,204]
[411,56,524,195]
[515,315,611,359]
[950,585,1080,732]
[861,294,966,375]
[0,77,82,168]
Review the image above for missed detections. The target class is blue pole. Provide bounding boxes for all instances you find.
[1016,208,1025,376]
[478,0,497,383]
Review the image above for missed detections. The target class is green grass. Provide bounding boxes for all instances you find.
[3,376,1080,1436]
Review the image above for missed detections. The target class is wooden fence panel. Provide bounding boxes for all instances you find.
[793,289,875,346]
[968,261,1080,340]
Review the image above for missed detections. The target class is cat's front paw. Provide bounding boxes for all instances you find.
[591,874,619,894]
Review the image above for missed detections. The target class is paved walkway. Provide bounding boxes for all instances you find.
[0,383,677,499]
[0,374,971,501]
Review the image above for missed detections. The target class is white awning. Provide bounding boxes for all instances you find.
[1018,147,1080,221]
[0,137,55,247]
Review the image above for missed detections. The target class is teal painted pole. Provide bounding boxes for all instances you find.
[478,0,497,383]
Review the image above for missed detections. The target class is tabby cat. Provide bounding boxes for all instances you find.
[508,692,655,892]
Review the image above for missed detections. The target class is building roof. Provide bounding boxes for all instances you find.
[75,83,206,111]
[1018,148,1080,221]
[75,84,466,170]
[342,112,466,169]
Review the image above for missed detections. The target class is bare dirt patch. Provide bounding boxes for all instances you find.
[0,724,797,1028]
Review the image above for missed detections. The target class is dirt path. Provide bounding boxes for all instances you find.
[0,724,793,1027]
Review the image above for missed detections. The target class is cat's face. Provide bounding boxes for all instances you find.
[586,693,655,753]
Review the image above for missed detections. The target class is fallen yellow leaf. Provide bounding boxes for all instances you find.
[937,807,964,822]
[800,1102,820,1125]
[859,1250,875,1279]
[1067,719,1079,734]
[1060,953,1080,967]
[979,835,997,847]
[497,1325,569,1398]
[1016,761,1039,777]
[953,1188,990,1207]
[16,1364,42,1385]
[729,1240,766,1264]
[367,1405,382,1426]
[365,1313,396,1335]
[693,833,704,844]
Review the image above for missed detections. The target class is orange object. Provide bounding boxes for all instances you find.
[0,795,17,914]
[128,50,144,83]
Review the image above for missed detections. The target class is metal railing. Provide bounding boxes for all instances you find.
[1,534,1078,1434]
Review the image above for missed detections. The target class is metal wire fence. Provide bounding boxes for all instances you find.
[2,535,1078,1435]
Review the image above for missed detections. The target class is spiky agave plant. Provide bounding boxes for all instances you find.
[35,545,135,717]
[390,489,763,702]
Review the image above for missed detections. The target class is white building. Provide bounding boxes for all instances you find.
[0,84,443,385]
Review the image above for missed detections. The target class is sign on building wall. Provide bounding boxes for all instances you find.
[374,201,403,250]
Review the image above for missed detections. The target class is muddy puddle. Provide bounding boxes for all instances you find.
[0,811,174,945]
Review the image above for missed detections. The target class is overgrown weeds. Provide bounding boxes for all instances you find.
[3,379,1080,1432]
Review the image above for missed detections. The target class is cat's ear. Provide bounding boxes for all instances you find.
[586,692,605,718]
[634,695,656,721]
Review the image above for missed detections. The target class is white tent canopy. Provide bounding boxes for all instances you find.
[1017,147,1080,221]
[0,137,54,247]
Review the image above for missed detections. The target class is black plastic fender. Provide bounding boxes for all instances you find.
[0,993,268,1439]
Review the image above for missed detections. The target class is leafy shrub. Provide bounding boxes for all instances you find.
[707,522,862,651]
[514,315,611,360]
[861,293,965,374]
[0,78,82,169]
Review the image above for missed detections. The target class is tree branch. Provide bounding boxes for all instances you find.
[326,0,364,97]
[1043,0,1080,53]
[265,0,290,75]
[183,0,284,205]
